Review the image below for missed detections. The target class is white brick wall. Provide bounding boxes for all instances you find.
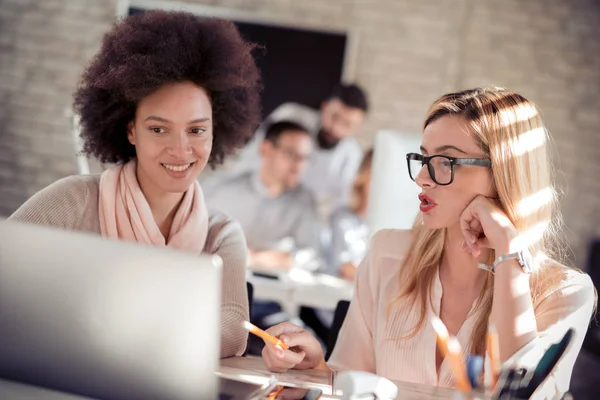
[0,0,116,213]
[1,0,599,267]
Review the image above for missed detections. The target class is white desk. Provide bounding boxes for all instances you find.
[0,357,488,399]
[220,356,490,399]
[247,268,354,317]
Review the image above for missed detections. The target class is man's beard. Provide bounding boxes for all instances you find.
[281,178,299,192]
[316,128,341,150]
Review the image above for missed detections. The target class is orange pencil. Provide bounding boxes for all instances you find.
[431,316,450,358]
[243,321,289,350]
[485,324,501,390]
[447,337,472,392]
[267,385,284,400]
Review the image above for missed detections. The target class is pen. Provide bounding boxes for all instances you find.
[485,324,501,390]
[431,317,471,391]
[243,321,289,350]
[447,337,472,392]
[267,385,284,400]
[466,355,484,389]
[431,316,450,358]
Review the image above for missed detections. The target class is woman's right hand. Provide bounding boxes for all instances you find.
[261,322,328,373]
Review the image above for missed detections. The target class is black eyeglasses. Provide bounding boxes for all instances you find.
[272,141,312,164]
[406,153,491,185]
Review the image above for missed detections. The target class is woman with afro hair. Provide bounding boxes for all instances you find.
[9,10,262,358]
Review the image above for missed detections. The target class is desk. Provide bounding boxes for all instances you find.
[248,268,354,317]
[220,356,489,399]
[220,355,333,395]
[0,357,487,399]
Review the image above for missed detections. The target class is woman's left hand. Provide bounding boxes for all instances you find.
[459,195,518,257]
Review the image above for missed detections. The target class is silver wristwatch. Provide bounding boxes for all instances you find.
[477,249,533,274]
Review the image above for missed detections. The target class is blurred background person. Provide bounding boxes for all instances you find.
[328,148,374,282]
[204,120,321,352]
[229,84,369,220]
[299,149,374,346]
[204,120,320,271]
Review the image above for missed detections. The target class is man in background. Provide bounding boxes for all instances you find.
[232,83,369,219]
[204,120,320,272]
[205,121,321,353]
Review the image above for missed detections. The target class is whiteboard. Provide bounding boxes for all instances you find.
[367,130,422,236]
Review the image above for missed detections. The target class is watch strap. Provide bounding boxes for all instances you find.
[477,251,525,275]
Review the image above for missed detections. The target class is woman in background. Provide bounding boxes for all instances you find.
[9,10,262,358]
[300,149,373,343]
[328,149,374,281]
[260,87,596,398]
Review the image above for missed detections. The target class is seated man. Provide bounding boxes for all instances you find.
[204,121,321,339]
[231,84,369,219]
[205,120,320,269]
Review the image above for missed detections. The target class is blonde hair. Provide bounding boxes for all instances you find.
[349,149,374,214]
[391,87,563,355]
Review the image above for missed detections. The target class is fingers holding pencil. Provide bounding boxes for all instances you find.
[243,321,304,372]
[265,323,310,372]
[243,321,289,350]
[248,321,326,372]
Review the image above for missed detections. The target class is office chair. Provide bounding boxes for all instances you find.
[325,300,350,361]
[583,239,600,357]
[243,282,254,357]
[246,281,254,318]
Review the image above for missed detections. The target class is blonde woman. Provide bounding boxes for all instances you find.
[260,88,596,398]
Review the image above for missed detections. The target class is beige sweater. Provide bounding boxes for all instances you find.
[328,229,596,399]
[9,174,249,358]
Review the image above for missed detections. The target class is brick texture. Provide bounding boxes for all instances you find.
[0,0,116,213]
[1,0,599,267]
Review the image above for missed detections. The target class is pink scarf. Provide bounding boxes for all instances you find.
[98,160,208,254]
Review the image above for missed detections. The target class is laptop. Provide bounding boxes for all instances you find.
[0,219,222,400]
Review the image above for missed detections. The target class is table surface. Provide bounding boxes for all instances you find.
[247,267,354,315]
[0,355,488,399]
[220,356,490,399]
